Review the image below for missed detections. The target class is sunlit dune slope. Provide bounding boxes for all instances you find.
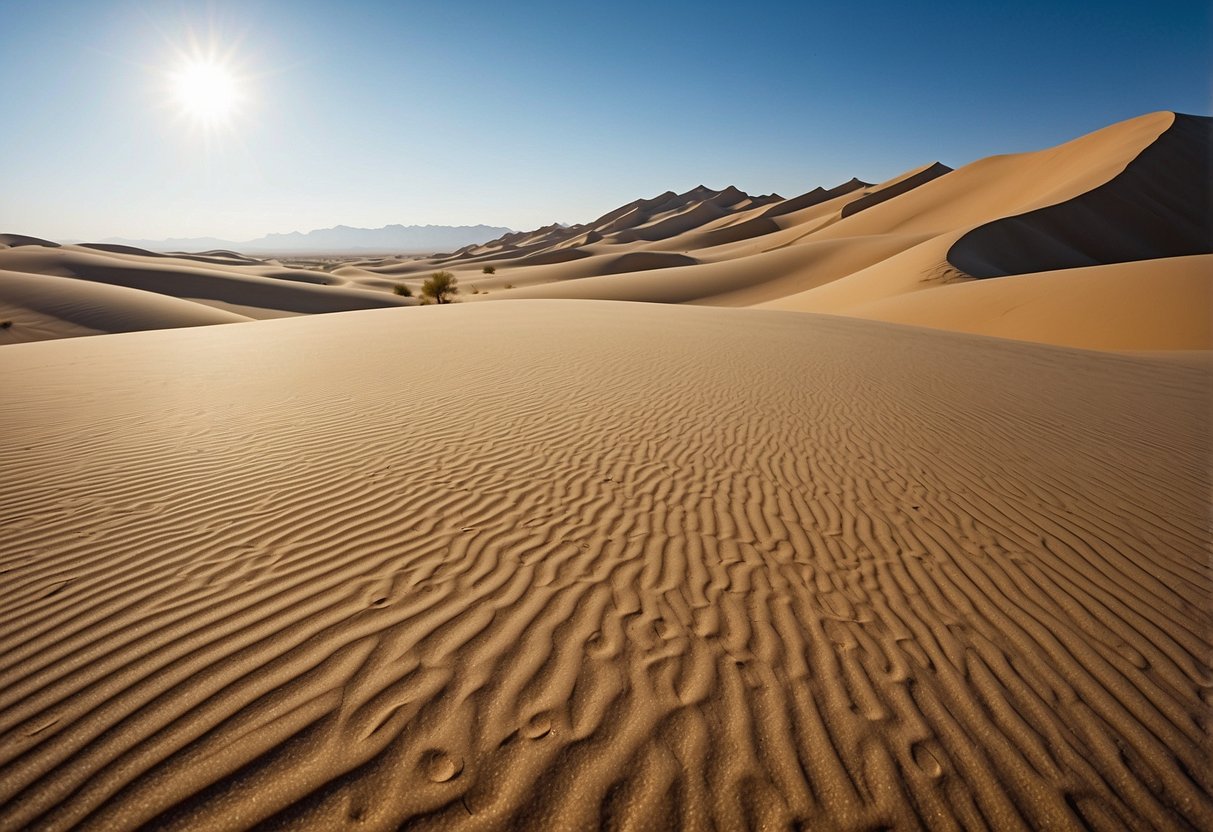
[429,112,1208,350]
[846,254,1212,351]
[1,111,1207,350]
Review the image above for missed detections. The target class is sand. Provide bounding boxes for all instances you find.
[1,108,1210,828]
[413,111,1206,351]
[0,301,1209,829]
[1,111,1207,350]
[0,244,414,339]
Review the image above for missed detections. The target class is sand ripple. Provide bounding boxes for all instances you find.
[0,302,1208,830]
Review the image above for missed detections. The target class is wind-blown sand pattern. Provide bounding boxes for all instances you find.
[1,302,1209,830]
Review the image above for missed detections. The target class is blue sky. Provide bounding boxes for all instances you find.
[1,0,1208,241]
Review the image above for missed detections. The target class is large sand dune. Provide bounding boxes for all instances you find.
[1,111,1207,350]
[387,111,1211,350]
[0,301,1208,829]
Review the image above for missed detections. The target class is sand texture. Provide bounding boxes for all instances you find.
[1,301,1209,830]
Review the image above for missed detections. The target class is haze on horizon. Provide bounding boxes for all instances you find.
[2,0,1208,243]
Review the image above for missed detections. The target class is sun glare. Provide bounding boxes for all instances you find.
[169,59,242,125]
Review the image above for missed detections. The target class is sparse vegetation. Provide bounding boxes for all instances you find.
[393,284,412,297]
[0,321,11,329]
[503,283,515,290]
[470,287,480,294]
[421,271,459,304]
[482,265,496,275]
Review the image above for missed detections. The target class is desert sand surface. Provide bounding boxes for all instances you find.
[1,301,1210,830]
[1,111,1208,352]
[1,106,1211,831]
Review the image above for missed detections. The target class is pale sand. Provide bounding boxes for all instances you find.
[0,269,250,344]
[0,244,412,334]
[1,301,1210,829]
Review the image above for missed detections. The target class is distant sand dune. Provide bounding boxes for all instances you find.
[0,111,1207,349]
[0,234,60,249]
[0,246,411,331]
[0,269,250,343]
[417,112,1205,352]
[0,302,1208,829]
[839,162,953,218]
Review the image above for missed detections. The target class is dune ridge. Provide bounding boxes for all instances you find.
[0,301,1209,829]
[948,113,1212,277]
[0,269,251,344]
[3,110,1206,350]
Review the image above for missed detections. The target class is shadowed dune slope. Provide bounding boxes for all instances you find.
[429,112,1205,354]
[0,270,250,344]
[839,162,953,218]
[0,246,412,321]
[0,301,1208,830]
[949,114,1212,277]
[0,234,60,249]
[0,113,1205,351]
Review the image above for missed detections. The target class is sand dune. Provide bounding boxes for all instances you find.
[498,234,927,305]
[0,234,60,249]
[404,112,1206,351]
[839,162,953,218]
[0,245,412,331]
[846,255,1213,351]
[0,269,250,344]
[949,114,1211,277]
[1,107,1209,829]
[3,111,1205,349]
[0,301,1208,829]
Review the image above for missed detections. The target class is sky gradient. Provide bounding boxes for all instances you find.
[2,0,1209,241]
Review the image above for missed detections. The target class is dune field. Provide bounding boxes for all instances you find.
[0,110,1210,830]
[2,111,1208,351]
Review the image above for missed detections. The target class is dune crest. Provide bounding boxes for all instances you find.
[4,111,1206,350]
[948,114,1212,277]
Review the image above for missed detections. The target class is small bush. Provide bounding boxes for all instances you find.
[0,321,11,329]
[482,265,496,275]
[393,284,412,297]
[503,283,514,290]
[421,271,459,304]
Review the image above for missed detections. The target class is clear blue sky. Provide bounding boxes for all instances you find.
[2,0,1208,241]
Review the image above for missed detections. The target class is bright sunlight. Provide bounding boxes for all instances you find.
[169,59,242,125]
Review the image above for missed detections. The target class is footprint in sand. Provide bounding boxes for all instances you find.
[523,712,553,740]
[421,750,464,783]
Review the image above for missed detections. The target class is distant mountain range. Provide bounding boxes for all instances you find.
[94,224,514,255]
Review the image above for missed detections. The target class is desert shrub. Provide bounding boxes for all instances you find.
[393,284,412,297]
[421,271,459,304]
[482,265,496,275]
[503,283,514,290]
[0,321,11,329]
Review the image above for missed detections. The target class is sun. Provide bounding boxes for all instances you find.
[169,59,242,124]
